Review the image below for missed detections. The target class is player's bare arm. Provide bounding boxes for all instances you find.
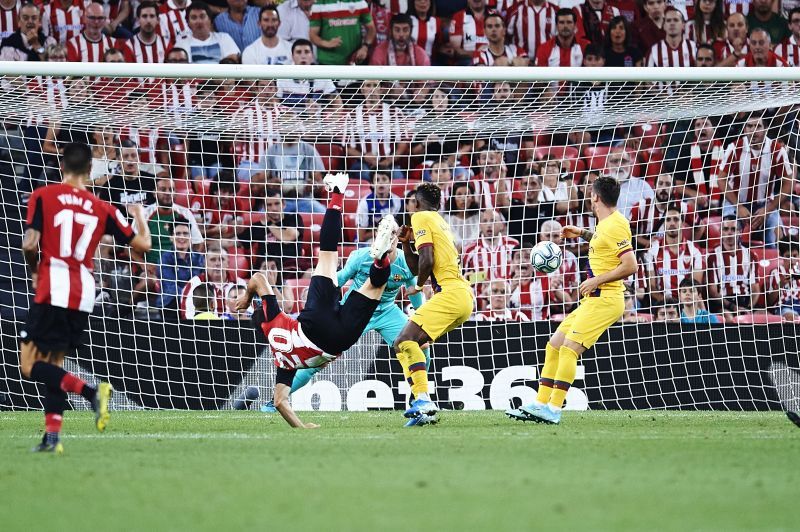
[561,225,593,241]
[414,246,434,289]
[578,251,638,297]
[21,228,41,288]
[273,381,319,429]
[127,204,153,254]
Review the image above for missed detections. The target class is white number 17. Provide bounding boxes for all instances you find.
[53,209,98,261]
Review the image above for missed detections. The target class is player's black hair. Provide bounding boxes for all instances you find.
[62,142,92,176]
[259,3,280,20]
[591,176,620,207]
[292,38,313,54]
[555,7,575,22]
[136,0,158,18]
[415,182,441,210]
[193,283,216,313]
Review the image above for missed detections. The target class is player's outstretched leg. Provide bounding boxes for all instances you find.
[524,341,583,425]
[312,173,350,281]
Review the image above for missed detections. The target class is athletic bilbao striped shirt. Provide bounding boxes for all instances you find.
[0,2,19,40]
[41,1,84,44]
[507,1,558,59]
[309,0,372,64]
[646,38,697,67]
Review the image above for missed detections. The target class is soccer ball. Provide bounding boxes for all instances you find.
[531,241,563,274]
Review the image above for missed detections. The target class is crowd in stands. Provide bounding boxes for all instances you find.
[1,0,799,324]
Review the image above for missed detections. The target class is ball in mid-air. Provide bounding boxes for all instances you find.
[531,241,563,273]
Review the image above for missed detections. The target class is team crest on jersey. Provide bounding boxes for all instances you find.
[392,274,402,282]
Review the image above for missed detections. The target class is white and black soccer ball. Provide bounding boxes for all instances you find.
[531,241,563,274]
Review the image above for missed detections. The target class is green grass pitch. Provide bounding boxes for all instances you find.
[1,410,798,531]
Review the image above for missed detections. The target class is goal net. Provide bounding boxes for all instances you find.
[0,64,798,412]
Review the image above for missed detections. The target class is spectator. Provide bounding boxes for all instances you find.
[0,3,56,61]
[181,245,246,319]
[156,222,205,318]
[343,80,409,181]
[747,0,790,45]
[222,285,250,319]
[449,0,490,65]
[509,246,548,320]
[506,0,558,61]
[695,42,716,65]
[605,149,654,219]
[642,202,705,307]
[714,12,748,63]
[257,258,292,312]
[408,0,446,61]
[277,0,314,43]
[630,173,695,251]
[538,219,579,315]
[473,12,528,65]
[232,79,282,181]
[356,170,403,243]
[370,13,431,65]
[687,0,725,44]
[266,134,327,214]
[128,1,170,63]
[158,0,192,43]
[66,3,131,62]
[632,0,666,53]
[444,181,481,251]
[191,283,223,320]
[175,2,240,64]
[192,174,245,246]
[215,0,261,52]
[538,156,577,217]
[535,8,585,67]
[678,278,719,323]
[654,300,680,322]
[718,114,791,248]
[41,0,84,44]
[775,7,800,66]
[707,216,759,321]
[673,116,724,209]
[276,39,338,102]
[462,209,520,283]
[143,178,204,264]
[101,140,157,214]
[767,236,800,320]
[646,8,697,67]
[508,173,542,243]
[242,4,293,65]
[241,189,304,271]
[476,279,530,321]
[574,0,621,46]
[737,28,787,66]
[309,0,376,65]
[603,15,642,66]
[89,127,120,186]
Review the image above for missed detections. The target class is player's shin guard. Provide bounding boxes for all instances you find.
[549,346,579,410]
[399,341,428,397]
[290,367,321,393]
[319,208,343,252]
[536,343,560,405]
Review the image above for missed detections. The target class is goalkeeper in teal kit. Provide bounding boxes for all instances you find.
[262,242,430,412]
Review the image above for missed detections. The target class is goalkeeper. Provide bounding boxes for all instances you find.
[507,176,637,425]
[261,243,431,415]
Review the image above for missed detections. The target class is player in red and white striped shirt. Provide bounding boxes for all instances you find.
[158,0,191,43]
[449,0,491,64]
[462,209,520,282]
[40,0,84,44]
[706,216,759,321]
[473,13,528,65]
[128,1,171,63]
[642,202,704,307]
[535,8,586,66]
[20,142,151,453]
[718,114,792,248]
[0,0,19,41]
[66,3,129,62]
[507,0,558,59]
[775,8,800,66]
[646,8,697,66]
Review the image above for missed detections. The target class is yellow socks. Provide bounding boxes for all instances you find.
[397,340,429,397]
[536,342,560,404]
[549,345,579,410]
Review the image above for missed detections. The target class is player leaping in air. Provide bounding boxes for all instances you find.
[20,142,152,453]
[507,176,637,425]
[393,183,475,426]
[235,173,398,428]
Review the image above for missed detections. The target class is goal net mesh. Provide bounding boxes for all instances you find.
[0,70,798,412]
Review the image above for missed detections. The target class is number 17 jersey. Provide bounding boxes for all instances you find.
[26,183,134,312]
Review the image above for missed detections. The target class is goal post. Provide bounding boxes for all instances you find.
[0,64,798,412]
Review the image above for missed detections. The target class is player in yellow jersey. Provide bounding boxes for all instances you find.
[394,183,475,427]
[507,176,637,425]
